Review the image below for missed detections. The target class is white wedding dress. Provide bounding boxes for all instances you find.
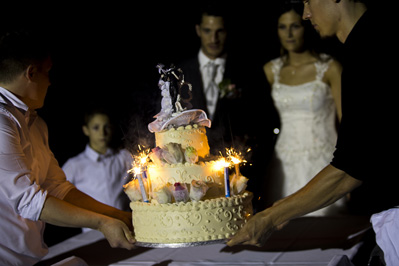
[267,55,346,216]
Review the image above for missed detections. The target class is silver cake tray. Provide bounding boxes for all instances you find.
[135,239,226,248]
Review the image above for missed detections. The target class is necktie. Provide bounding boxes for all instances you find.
[204,61,219,119]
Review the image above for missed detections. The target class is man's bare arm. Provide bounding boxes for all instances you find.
[227,164,362,246]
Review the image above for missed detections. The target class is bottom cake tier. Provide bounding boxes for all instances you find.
[130,192,253,244]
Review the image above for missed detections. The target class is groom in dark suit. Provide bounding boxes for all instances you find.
[178,4,254,151]
[177,3,279,212]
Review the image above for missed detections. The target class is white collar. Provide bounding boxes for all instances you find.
[84,144,113,162]
[198,49,226,69]
[0,86,29,112]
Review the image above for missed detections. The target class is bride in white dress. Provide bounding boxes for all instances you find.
[263,3,346,216]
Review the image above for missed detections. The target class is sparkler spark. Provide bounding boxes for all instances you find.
[128,145,151,176]
[225,147,247,165]
[126,145,151,203]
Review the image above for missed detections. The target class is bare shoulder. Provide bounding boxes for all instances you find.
[263,61,274,85]
[324,58,342,82]
[327,59,342,75]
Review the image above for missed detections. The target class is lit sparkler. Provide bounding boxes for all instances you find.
[213,157,231,197]
[127,145,151,203]
[226,148,247,177]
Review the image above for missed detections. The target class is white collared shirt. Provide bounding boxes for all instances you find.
[62,144,133,212]
[371,208,399,265]
[198,49,226,118]
[0,87,75,265]
[198,49,226,87]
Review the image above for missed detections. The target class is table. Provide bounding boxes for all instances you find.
[37,216,371,266]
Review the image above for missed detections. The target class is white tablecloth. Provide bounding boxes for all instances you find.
[39,216,371,266]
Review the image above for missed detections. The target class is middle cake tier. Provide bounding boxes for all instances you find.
[147,161,224,188]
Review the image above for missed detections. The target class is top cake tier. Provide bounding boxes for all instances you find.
[155,124,210,158]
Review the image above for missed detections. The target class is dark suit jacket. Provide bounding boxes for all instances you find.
[177,54,280,211]
[177,55,265,150]
[177,54,279,148]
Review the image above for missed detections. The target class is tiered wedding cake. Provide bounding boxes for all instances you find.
[124,65,253,246]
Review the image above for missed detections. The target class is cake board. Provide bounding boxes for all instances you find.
[135,239,226,248]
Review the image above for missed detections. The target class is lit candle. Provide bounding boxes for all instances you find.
[235,164,240,177]
[226,148,244,178]
[141,166,152,200]
[139,153,148,178]
[142,167,147,178]
[213,157,231,197]
[130,166,149,203]
[231,157,240,177]
[218,158,230,198]
[137,173,149,203]
[133,146,151,200]
[224,165,230,197]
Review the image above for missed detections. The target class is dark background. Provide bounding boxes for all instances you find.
[2,0,342,246]
[28,1,341,166]
[37,1,283,165]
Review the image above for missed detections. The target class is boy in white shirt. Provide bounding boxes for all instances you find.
[63,107,133,218]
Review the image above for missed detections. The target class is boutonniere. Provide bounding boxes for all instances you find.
[218,79,241,99]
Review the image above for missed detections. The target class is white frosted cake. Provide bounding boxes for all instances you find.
[132,192,253,244]
[124,65,253,246]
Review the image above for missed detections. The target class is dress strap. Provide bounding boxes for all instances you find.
[314,53,332,81]
[271,57,284,84]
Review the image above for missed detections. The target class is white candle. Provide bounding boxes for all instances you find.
[142,167,152,200]
[137,174,149,203]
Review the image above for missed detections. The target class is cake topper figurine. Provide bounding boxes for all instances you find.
[149,64,211,133]
[156,64,192,114]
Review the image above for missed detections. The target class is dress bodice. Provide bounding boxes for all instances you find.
[266,55,343,216]
[271,55,337,161]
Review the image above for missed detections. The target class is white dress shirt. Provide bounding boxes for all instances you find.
[198,49,226,119]
[0,87,75,265]
[371,207,399,265]
[62,145,133,212]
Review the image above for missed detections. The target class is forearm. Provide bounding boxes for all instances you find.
[39,195,110,230]
[267,164,361,227]
[63,188,121,217]
[40,195,136,249]
[227,164,362,247]
[62,188,132,229]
